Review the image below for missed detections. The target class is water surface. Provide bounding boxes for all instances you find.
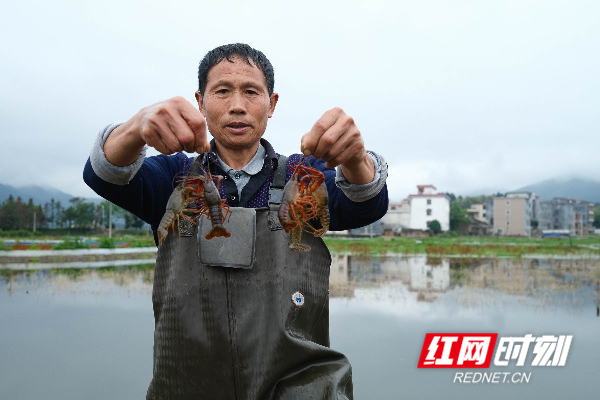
[1,256,598,399]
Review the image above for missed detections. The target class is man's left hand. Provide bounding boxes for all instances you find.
[301,107,375,185]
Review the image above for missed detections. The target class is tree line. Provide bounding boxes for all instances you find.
[0,195,145,232]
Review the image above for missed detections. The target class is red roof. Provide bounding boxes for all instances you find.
[417,185,436,189]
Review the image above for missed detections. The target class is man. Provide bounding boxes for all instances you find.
[84,43,388,399]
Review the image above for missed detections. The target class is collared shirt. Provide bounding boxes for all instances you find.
[215,143,266,198]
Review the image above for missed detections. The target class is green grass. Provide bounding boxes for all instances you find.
[323,235,600,257]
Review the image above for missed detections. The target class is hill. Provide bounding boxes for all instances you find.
[514,178,600,203]
[0,183,101,206]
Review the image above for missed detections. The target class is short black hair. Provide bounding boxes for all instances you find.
[197,43,275,97]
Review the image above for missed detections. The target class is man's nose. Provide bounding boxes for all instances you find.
[229,92,246,114]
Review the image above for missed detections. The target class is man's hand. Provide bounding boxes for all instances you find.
[301,107,375,185]
[104,96,210,167]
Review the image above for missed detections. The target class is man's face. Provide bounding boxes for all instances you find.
[196,57,278,152]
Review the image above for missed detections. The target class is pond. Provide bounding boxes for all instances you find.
[1,255,598,399]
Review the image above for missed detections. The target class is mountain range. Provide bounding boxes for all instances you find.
[513,178,600,203]
[0,183,101,206]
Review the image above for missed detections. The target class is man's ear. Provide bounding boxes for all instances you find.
[195,91,205,117]
[268,93,279,118]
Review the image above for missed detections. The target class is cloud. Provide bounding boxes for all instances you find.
[1,0,599,199]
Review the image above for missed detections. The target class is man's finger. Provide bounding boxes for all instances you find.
[145,128,173,155]
[320,124,361,162]
[154,119,184,154]
[179,101,209,153]
[168,115,197,153]
[324,140,363,169]
[301,108,342,156]
[312,116,357,160]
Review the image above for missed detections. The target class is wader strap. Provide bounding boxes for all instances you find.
[268,155,288,205]
[268,155,287,231]
[189,155,204,175]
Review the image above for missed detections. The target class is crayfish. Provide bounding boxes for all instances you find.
[277,157,329,252]
[157,166,232,245]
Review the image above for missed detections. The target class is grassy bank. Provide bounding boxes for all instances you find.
[1,235,155,251]
[3,232,600,257]
[323,235,600,257]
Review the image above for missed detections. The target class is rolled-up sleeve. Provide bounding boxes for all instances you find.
[334,151,388,202]
[89,123,147,185]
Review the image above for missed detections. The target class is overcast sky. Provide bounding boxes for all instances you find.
[1,0,598,202]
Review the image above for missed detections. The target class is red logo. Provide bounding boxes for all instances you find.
[418,333,498,368]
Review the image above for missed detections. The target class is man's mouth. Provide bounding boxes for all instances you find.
[225,122,251,133]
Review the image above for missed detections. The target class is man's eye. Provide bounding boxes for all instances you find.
[246,90,258,95]
[216,89,228,94]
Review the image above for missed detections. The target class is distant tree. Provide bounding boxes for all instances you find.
[62,206,76,229]
[0,196,19,230]
[44,202,53,228]
[450,202,470,231]
[445,193,456,202]
[0,195,46,230]
[428,220,442,234]
[99,200,127,229]
[594,208,600,229]
[68,197,96,228]
[531,219,539,229]
[55,201,64,228]
[453,195,491,210]
[124,212,145,229]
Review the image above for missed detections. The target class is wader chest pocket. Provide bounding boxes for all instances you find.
[198,207,256,269]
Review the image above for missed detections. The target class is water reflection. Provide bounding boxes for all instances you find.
[2,255,598,313]
[1,256,599,400]
[0,264,155,297]
[331,255,598,312]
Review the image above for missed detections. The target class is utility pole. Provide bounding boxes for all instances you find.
[99,205,104,230]
[109,203,112,238]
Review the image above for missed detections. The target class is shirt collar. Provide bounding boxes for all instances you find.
[201,138,280,170]
[216,143,266,175]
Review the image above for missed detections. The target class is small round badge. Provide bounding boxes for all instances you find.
[292,291,304,307]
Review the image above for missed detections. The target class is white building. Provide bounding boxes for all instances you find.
[408,185,450,231]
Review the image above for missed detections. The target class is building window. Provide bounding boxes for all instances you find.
[506,210,510,215]
[427,199,431,205]
[506,220,510,226]
[506,200,510,206]
[427,209,432,216]
[391,206,396,210]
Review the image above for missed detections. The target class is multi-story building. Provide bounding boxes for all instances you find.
[517,197,594,236]
[484,198,494,226]
[537,201,554,230]
[467,204,487,223]
[492,192,537,236]
[552,198,593,236]
[381,199,411,231]
[408,185,450,231]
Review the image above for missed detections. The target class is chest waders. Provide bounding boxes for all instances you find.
[146,156,353,400]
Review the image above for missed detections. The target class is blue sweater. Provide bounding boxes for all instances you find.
[83,138,388,246]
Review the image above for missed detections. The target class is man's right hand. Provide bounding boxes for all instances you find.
[104,96,210,167]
